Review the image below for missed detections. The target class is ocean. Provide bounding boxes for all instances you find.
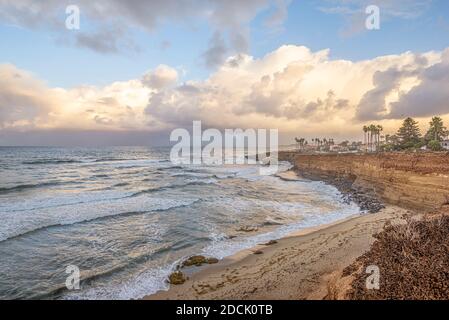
[0,146,360,299]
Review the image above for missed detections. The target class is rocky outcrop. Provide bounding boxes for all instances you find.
[279,152,449,212]
[168,271,187,285]
[182,255,219,267]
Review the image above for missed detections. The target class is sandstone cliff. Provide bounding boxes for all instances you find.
[279,152,449,211]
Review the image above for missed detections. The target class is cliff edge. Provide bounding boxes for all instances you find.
[279,152,449,212]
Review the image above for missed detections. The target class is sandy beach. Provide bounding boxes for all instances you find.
[146,205,410,300]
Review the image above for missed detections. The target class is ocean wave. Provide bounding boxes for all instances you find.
[112,182,130,187]
[22,159,82,165]
[0,181,74,195]
[131,179,217,197]
[62,261,177,300]
[156,165,184,171]
[0,190,136,212]
[0,196,201,243]
[94,158,137,163]
[63,198,360,300]
[106,159,167,168]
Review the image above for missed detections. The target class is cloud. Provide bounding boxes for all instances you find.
[355,66,420,120]
[0,64,58,129]
[318,0,432,18]
[144,45,448,135]
[265,0,291,29]
[73,25,140,54]
[355,49,449,120]
[388,49,449,118]
[142,65,178,89]
[318,0,433,36]
[0,63,152,131]
[202,31,229,69]
[2,45,449,145]
[0,0,289,59]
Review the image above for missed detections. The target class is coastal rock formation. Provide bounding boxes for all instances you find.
[279,152,449,212]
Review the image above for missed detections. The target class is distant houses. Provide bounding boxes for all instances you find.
[442,140,449,150]
[292,116,449,154]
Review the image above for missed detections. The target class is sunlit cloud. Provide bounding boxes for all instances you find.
[2,44,448,143]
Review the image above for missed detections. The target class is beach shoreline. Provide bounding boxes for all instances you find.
[145,204,410,300]
[144,152,449,300]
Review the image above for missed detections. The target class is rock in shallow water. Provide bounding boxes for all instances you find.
[236,225,259,232]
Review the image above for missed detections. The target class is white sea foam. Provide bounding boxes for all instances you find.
[0,196,200,242]
[63,262,177,300]
[63,200,360,300]
[79,182,361,300]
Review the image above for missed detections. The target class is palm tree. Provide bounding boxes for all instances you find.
[363,126,368,151]
[299,138,305,150]
[376,125,383,150]
[295,137,307,151]
[369,124,377,152]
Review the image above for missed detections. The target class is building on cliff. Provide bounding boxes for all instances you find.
[442,140,449,150]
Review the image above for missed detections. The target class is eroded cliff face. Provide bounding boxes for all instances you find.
[279,152,449,211]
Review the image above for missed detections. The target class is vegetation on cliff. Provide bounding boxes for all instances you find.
[343,209,449,299]
[379,116,448,152]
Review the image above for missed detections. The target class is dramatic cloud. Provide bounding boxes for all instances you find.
[146,45,446,133]
[388,49,449,118]
[1,45,448,144]
[356,49,449,120]
[355,66,421,120]
[0,64,59,129]
[0,0,290,63]
[0,63,151,131]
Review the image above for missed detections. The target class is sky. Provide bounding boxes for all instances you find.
[0,0,448,146]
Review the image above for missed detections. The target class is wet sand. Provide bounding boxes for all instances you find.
[145,205,410,300]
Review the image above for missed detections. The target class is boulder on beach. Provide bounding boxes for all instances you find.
[168,271,186,285]
[263,240,278,246]
[207,257,219,264]
[182,255,219,267]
